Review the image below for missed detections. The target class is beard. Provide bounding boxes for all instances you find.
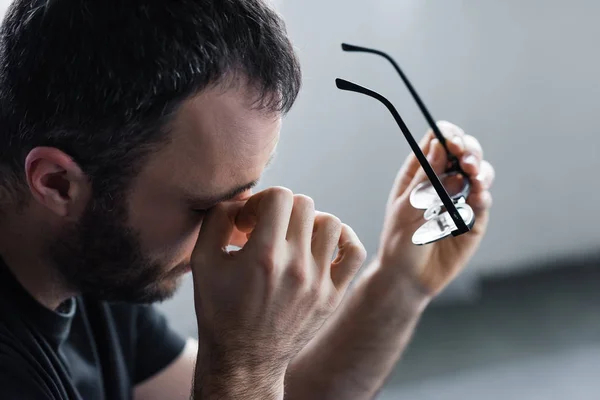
[47,190,185,304]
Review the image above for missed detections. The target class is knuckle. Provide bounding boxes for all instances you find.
[293,194,315,212]
[464,135,483,157]
[256,248,278,274]
[340,222,352,233]
[286,260,309,286]
[481,160,495,177]
[322,213,342,232]
[330,220,343,241]
[437,120,465,137]
[262,187,294,213]
[350,241,368,263]
[270,186,294,201]
[337,224,367,263]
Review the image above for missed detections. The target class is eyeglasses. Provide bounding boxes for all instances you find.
[336,43,475,245]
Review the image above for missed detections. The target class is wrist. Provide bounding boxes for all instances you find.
[361,258,431,315]
[196,368,285,400]
[194,339,287,400]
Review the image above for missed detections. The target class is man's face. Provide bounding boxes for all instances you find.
[49,84,281,303]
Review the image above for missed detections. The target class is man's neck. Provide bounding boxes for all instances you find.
[0,218,73,311]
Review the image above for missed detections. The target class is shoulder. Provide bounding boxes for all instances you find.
[96,302,189,385]
[0,331,58,399]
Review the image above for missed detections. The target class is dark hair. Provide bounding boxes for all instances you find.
[0,0,301,202]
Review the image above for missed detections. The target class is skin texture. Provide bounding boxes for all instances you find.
[0,75,495,399]
[377,121,494,295]
[135,121,496,400]
[284,121,495,400]
[191,188,366,399]
[0,82,279,309]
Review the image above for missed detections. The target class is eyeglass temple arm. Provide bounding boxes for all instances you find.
[342,43,460,169]
[335,78,469,234]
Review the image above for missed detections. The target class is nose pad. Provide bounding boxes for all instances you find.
[424,203,442,221]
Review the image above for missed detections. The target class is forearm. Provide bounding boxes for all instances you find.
[193,344,286,400]
[285,261,429,400]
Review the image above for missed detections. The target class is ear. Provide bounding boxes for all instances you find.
[25,147,91,217]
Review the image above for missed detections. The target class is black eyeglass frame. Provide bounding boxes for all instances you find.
[336,43,473,236]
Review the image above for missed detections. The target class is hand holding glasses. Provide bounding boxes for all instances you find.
[336,43,474,245]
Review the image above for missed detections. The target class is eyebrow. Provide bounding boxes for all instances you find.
[185,180,258,211]
[187,152,277,209]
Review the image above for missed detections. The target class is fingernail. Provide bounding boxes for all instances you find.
[428,139,440,161]
[463,154,478,165]
[451,136,464,150]
[476,173,488,188]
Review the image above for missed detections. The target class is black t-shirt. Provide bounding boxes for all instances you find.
[0,259,187,399]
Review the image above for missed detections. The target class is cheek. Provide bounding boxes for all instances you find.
[155,213,201,258]
[129,199,202,262]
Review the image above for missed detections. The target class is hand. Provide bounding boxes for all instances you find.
[191,187,366,395]
[377,121,495,298]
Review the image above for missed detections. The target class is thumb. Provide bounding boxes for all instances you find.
[331,224,367,292]
[229,226,250,248]
[402,138,450,201]
[386,139,451,230]
[193,202,244,258]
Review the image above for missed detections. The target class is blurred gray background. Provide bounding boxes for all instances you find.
[157,1,600,398]
[2,0,598,398]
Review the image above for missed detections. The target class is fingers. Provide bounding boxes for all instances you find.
[468,160,495,212]
[330,224,366,291]
[311,212,342,268]
[460,153,481,177]
[235,191,318,251]
[432,120,467,161]
[392,121,465,201]
[468,189,493,211]
[228,226,250,248]
[467,159,495,194]
[390,130,435,201]
[226,190,255,246]
[456,135,484,177]
[235,187,294,248]
[228,187,365,296]
[461,135,483,160]
[286,195,316,251]
[475,160,495,191]
[404,123,492,200]
[193,202,243,257]
[403,137,449,196]
[437,120,466,139]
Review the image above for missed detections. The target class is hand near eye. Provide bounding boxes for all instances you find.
[376,121,495,298]
[190,188,366,399]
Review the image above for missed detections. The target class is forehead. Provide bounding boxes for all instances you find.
[146,83,281,198]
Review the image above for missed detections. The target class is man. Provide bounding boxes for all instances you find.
[0,0,495,399]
